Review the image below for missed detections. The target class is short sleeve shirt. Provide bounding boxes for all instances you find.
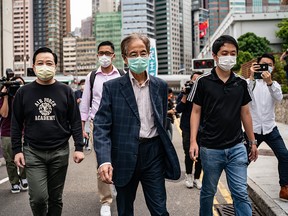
[188,68,251,149]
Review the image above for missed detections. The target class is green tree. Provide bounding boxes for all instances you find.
[234,51,253,71]
[237,32,272,58]
[276,18,288,50]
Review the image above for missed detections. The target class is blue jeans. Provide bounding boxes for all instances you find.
[253,126,288,186]
[200,143,252,216]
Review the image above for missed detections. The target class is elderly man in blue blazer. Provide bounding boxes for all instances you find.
[93,33,181,216]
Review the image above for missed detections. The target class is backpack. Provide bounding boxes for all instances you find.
[89,68,125,107]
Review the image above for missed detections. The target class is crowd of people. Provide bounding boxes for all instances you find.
[0,32,287,216]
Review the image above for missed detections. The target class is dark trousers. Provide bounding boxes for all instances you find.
[23,144,69,216]
[182,131,202,179]
[1,136,26,185]
[115,137,169,216]
[244,126,288,186]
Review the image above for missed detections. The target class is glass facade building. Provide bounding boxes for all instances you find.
[122,0,155,38]
[94,12,123,69]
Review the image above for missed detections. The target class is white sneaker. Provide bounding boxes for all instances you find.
[20,178,29,191]
[100,204,111,216]
[85,146,91,151]
[185,174,193,188]
[193,179,202,190]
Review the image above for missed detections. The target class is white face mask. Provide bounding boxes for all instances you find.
[217,56,237,71]
[268,66,273,73]
[98,55,112,68]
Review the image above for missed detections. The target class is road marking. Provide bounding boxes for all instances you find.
[213,198,220,216]
[174,118,182,135]
[218,181,233,204]
[0,177,9,185]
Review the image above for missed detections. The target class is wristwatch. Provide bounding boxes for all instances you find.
[249,140,257,145]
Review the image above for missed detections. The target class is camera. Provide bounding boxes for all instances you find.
[253,64,268,79]
[254,63,268,72]
[0,69,21,97]
[184,82,194,94]
[83,133,89,147]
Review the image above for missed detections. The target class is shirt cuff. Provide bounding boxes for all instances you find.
[99,162,112,168]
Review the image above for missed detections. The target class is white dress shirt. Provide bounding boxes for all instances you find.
[247,79,283,135]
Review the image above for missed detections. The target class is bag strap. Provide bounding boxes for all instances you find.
[89,68,125,107]
[89,70,97,108]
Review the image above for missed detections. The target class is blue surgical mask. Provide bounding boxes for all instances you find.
[268,66,273,73]
[127,57,149,74]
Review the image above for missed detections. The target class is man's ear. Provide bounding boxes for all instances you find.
[122,55,128,65]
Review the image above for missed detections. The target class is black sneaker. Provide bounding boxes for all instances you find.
[20,178,29,191]
[11,184,21,194]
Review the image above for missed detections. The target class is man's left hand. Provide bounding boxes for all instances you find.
[261,71,273,85]
[73,151,85,163]
[249,144,258,162]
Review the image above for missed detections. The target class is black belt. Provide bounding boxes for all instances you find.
[139,136,160,143]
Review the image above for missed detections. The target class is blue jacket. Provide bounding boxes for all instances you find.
[93,73,181,187]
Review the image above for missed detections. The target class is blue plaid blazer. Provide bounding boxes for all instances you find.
[93,73,181,187]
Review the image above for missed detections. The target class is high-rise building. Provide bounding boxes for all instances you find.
[155,0,181,75]
[208,0,230,36]
[81,17,93,38]
[33,0,70,73]
[76,37,97,75]
[0,0,14,76]
[92,0,120,14]
[179,0,193,73]
[92,0,120,35]
[94,12,122,69]
[13,0,33,75]
[246,0,281,12]
[63,35,77,74]
[122,0,155,38]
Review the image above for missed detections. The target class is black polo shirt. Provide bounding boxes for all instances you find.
[188,68,251,149]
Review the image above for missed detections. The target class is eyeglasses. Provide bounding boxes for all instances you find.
[98,51,114,56]
[127,52,148,58]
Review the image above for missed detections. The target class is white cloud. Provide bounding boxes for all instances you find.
[70,0,92,30]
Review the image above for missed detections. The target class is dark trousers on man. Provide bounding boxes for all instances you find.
[23,144,69,216]
[182,131,202,178]
[115,137,169,216]
[246,126,288,186]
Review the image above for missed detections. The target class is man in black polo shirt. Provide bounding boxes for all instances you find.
[188,35,258,216]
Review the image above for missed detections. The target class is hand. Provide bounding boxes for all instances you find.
[249,144,258,162]
[73,151,85,163]
[168,109,175,115]
[189,141,199,161]
[14,153,25,168]
[261,71,273,85]
[83,130,89,139]
[98,164,113,184]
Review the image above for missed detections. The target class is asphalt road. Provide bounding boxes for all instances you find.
[0,121,233,216]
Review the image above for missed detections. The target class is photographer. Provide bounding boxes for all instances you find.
[176,71,203,189]
[246,53,288,201]
[0,76,28,193]
[166,88,177,140]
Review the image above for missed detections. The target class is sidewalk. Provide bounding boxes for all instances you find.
[247,122,288,216]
